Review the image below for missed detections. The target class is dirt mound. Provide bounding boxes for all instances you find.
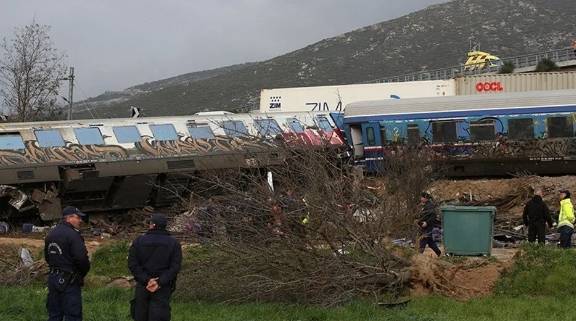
[431,175,576,212]
[425,175,576,231]
[410,255,510,300]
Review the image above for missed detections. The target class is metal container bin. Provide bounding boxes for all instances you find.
[441,206,496,256]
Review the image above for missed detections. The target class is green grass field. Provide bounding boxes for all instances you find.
[2,244,574,321]
[0,287,573,321]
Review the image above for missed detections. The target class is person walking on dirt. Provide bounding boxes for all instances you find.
[557,190,575,248]
[128,213,182,321]
[522,188,553,244]
[44,206,91,321]
[418,192,442,257]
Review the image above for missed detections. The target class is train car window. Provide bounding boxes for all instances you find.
[508,118,534,140]
[113,126,141,143]
[188,126,215,139]
[432,121,457,143]
[34,129,66,147]
[315,116,333,132]
[287,118,305,133]
[366,127,376,146]
[254,119,282,136]
[0,133,25,150]
[74,128,105,145]
[150,124,178,141]
[222,120,248,137]
[470,120,496,141]
[547,116,573,138]
[379,127,387,145]
[407,124,420,145]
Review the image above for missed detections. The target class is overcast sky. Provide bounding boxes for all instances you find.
[1,0,446,99]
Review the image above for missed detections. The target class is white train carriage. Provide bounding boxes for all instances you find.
[0,111,345,220]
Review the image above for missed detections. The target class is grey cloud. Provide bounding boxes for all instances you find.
[0,0,447,98]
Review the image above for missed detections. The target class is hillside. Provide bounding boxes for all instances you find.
[78,62,255,115]
[76,0,576,118]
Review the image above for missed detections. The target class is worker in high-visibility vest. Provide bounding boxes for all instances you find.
[557,190,575,248]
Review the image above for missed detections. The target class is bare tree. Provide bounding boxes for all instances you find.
[171,144,438,305]
[0,23,67,121]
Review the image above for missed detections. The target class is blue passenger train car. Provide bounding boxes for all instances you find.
[343,90,576,176]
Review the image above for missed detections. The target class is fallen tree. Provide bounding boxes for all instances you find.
[173,144,438,305]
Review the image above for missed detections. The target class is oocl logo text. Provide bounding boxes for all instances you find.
[476,82,504,92]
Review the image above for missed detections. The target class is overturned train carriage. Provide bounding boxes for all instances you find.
[343,90,576,177]
[0,111,345,220]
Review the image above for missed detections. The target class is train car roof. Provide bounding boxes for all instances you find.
[0,110,335,131]
[344,89,576,122]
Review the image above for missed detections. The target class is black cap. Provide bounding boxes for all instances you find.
[560,190,571,199]
[421,192,432,199]
[62,206,86,217]
[150,213,168,228]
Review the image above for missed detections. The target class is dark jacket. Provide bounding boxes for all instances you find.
[523,195,553,227]
[44,222,91,278]
[128,228,182,287]
[419,200,439,233]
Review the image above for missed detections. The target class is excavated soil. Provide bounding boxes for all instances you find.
[429,175,576,218]
[411,249,516,300]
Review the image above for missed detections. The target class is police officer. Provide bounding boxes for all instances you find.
[44,206,90,321]
[128,213,182,321]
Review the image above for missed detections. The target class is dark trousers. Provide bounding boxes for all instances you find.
[133,284,173,321]
[559,225,574,249]
[527,223,546,244]
[46,273,82,321]
[419,236,441,257]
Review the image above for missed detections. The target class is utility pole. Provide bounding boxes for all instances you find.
[62,67,75,120]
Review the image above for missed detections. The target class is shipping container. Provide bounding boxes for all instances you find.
[259,80,456,113]
[455,71,576,95]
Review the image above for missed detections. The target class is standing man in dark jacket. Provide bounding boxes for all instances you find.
[418,192,442,257]
[128,213,182,321]
[522,188,553,244]
[44,206,91,321]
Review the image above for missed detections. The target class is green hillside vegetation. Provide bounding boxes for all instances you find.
[76,0,576,118]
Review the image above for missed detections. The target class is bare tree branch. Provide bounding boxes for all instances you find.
[173,143,437,305]
[0,23,67,121]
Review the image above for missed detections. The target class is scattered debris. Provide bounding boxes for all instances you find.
[19,248,33,267]
[0,222,8,234]
[0,244,47,285]
[21,223,33,234]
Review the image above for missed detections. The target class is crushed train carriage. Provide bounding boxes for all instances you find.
[0,111,345,220]
[343,90,576,176]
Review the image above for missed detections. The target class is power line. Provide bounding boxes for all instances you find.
[74,82,102,120]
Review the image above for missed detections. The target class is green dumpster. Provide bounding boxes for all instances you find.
[441,206,496,256]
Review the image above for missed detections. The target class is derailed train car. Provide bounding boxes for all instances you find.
[0,111,345,220]
[343,90,576,176]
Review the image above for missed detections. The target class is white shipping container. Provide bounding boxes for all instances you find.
[455,71,576,95]
[259,80,456,113]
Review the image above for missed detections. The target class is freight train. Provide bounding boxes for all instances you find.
[0,111,344,220]
[343,90,576,176]
[259,72,576,113]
